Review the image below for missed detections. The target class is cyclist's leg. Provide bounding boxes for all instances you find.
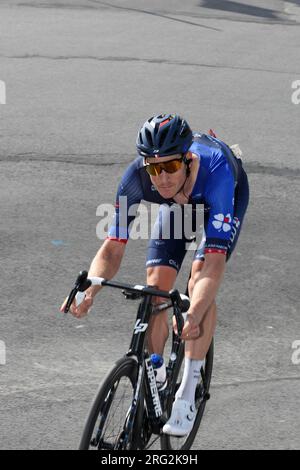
[146,204,188,355]
[146,266,177,355]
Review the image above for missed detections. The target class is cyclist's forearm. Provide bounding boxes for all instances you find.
[189,275,221,321]
[87,240,125,297]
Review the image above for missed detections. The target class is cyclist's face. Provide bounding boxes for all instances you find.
[145,154,188,199]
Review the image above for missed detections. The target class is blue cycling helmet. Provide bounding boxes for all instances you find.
[136,114,193,157]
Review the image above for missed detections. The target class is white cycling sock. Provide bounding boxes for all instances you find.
[175,357,204,408]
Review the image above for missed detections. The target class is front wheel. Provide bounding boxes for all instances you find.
[79,356,142,450]
[161,339,214,450]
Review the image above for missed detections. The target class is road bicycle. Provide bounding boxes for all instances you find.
[63,271,213,450]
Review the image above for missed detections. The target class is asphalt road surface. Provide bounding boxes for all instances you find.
[0,0,299,450]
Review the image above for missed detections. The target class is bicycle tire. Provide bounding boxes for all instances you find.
[79,356,142,450]
[161,339,214,450]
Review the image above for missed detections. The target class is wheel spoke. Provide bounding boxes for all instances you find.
[79,358,140,450]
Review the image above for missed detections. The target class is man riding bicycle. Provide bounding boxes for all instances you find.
[61,114,249,437]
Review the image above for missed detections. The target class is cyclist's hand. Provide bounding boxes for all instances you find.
[60,293,93,318]
[173,313,200,340]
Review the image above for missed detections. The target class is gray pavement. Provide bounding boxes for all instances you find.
[0,0,299,450]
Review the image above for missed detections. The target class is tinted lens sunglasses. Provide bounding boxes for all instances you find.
[144,156,184,176]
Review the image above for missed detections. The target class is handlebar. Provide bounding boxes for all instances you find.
[63,271,190,334]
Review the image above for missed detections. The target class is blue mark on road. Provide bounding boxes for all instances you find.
[51,240,67,247]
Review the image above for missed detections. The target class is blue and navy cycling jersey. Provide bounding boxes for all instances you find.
[108,133,242,256]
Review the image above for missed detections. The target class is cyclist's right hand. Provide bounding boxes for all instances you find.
[60,292,93,318]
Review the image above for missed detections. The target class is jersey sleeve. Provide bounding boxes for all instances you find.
[107,159,144,243]
[204,161,236,255]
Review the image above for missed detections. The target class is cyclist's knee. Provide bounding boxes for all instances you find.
[149,310,169,329]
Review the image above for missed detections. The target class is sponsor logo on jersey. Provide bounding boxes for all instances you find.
[169,259,179,270]
[146,258,163,266]
[228,217,240,246]
[212,213,232,233]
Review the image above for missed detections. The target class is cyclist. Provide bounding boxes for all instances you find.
[61,114,249,436]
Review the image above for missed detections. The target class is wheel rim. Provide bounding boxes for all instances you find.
[89,375,135,450]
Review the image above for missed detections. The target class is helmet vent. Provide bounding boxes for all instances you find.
[145,128,154,148]
[158,127,169,147]
[181,126,190,138]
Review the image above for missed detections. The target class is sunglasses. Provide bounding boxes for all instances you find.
[144,156,184,176]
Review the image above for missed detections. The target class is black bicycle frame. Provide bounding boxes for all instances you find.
[124,289,185,435]
[64,272,187,441]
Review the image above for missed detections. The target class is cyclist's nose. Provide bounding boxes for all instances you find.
[159,169,170,181]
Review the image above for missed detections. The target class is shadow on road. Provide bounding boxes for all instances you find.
[199,0,282,20]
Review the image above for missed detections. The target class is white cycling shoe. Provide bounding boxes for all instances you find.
[163,399,196,436]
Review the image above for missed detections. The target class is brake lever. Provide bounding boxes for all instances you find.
[64,270,92,313]
[64,286,78,313]
[169,290,190,337]
[174,305,184,337]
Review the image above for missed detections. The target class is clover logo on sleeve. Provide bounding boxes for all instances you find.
[212,213,232,233]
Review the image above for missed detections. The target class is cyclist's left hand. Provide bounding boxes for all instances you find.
[173,313,200,340]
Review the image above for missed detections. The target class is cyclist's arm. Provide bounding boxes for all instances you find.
[87,239,126,298]
[59,239,126,315]
[187,253,225,325]
[61,159,144,316]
